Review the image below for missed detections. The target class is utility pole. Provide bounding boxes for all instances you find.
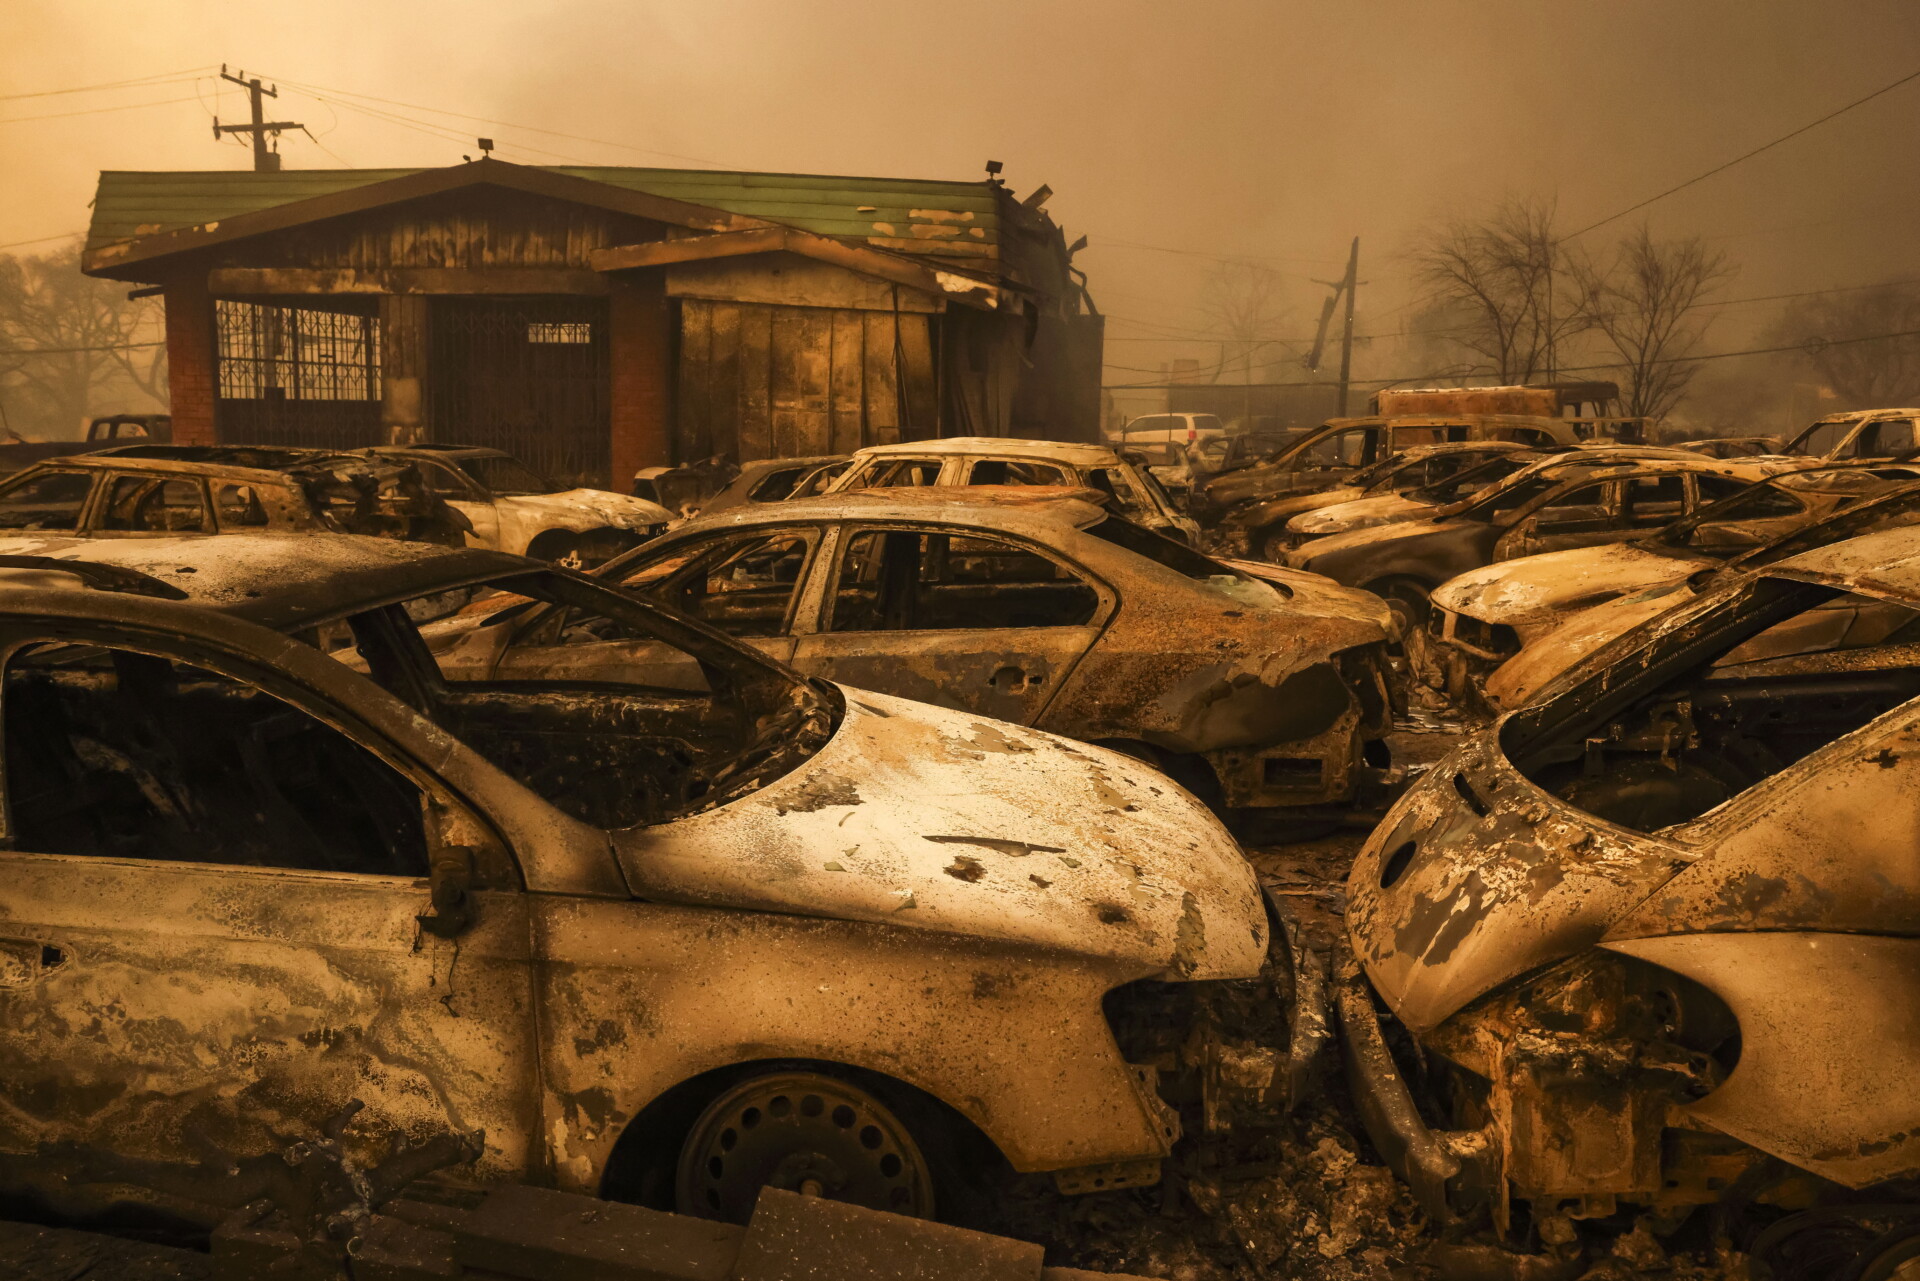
[1309,238,1363,416]
[1335,237,1360,417]
[213,66,300,172]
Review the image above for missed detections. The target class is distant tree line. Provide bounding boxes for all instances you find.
[1404,196,1920,425]
[0,242,167,442]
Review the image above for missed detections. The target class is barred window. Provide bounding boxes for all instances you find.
[527,322,592,344]
[216,301,381,401]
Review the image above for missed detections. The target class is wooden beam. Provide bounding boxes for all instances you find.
[590,227,1003,311]
[208,267,609,296]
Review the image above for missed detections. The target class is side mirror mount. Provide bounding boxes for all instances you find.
[419,845,476,939]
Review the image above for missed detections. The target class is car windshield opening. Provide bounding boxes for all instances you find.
[299,571,834,830]
[1502,577,1920,834]
[463,455,561,496]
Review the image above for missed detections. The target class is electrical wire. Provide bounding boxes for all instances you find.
[1103,325,1920,390]
[0,95,201,125]
[0,67,214,102]
[1563,61,1920,241]
[274,75,732,168]
[0,232,80,252]
[0,340,167,356]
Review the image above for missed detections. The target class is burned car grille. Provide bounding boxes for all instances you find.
[1431,609,1519,661]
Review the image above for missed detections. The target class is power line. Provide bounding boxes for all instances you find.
[1103,324,1920,390]
[1564,61,1920,241]
[0,94,201,126]
[274,75,731,168]
[0,340,166,356]
[0,232,80,252]
[0,67,213,102]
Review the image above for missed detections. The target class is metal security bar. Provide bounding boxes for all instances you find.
[215,301,382,449]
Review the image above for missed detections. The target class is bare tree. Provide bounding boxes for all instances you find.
[1409,196,1584,383]
[0,243,167,441]
[1198,261,1295,385]
[1766,282,1920,409]
[1571,225,1734,420]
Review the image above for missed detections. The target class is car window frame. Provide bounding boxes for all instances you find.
[93,471,215,537]
[610,524,823,639]
[822,520,1116,636]
[0,621,523,889]
[0,466,103,535]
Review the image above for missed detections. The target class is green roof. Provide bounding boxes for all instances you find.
[87,166,1001,262]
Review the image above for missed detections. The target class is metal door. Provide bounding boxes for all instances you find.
[432,299,610,489]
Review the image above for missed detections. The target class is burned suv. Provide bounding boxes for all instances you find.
[1339,524,1920,1262]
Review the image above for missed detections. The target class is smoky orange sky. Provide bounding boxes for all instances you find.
[7,0,1920,416]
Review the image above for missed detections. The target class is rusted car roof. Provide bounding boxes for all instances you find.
[846,437,1126,467]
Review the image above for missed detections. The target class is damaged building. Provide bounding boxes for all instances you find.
[79,159,1104,488]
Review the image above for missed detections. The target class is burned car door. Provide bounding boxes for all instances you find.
[1681,473,1808,552]
[1495,479,1629,558]
[789,525,1108,723]
[0,633,538,1177]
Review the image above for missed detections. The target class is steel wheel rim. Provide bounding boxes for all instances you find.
[675,1072,935,1223]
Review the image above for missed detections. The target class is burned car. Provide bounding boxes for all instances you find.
[1423,465,1920,705]
[1227,441,1531,562]
[826,437,1199,545]
[1284,445,1707,548]
[0,532,1268,1225]
[450,488,1400,822]
[366,443,673,564]
[0,447,467,544]
[1285,456,1779,634]
[1338,525,1920,1258]
[1485,470,1920,710]
[1779,406,1920,462]
[1195,414,1581,526]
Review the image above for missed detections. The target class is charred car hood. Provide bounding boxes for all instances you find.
[1431,543,1697,628]
[1345,732,1693,1034]
[1482,583,1697,710]
[1291,493,1430,537]
[1219,558,1397,635]
[617,690,1267,982]
[1230,487,1364,528]
[1289,516,1461,568]
[497,489,673,530]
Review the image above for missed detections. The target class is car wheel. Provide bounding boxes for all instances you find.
[1368,579,1432,638]
[1255,528,1291,563]
[525,530,580,566]
[675,1071,936,1224]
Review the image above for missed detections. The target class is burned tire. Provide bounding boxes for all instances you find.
[1255,527,1291,564]
[524,529,581,566]
[675,1071,936,1224]
[1365,577,1432,636]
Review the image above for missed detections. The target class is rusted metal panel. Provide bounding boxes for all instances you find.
[735,304,775,464]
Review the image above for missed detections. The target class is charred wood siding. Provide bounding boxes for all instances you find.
[676,301,937,463]
[228,189,667,275]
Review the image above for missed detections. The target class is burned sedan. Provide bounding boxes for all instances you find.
[1225,441,1530,563]
[1485,471,1920,710]
[365,444,673,565]
[1337,525,1920,1259]
[826,436,1199,545]
[1285,456,1778,634]
[454,488,1399,821]
[0,533,1268,1225]
[1423,464,1919,704]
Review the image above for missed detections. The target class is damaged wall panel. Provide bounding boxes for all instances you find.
[677,300,937,462]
